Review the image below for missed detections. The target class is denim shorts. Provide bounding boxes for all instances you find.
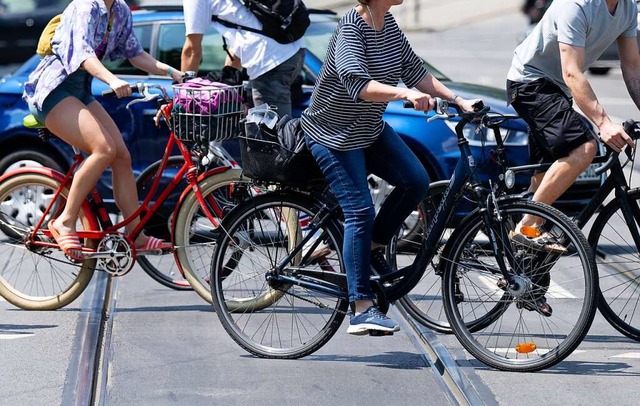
[29,69,95,123]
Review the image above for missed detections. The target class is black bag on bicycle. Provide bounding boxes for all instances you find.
[240,115,322,186]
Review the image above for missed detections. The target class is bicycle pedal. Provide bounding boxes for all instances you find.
[369,330,394,337]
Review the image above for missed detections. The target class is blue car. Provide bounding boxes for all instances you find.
[0,7,600,212]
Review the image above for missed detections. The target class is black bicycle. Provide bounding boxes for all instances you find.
[208,99,598,372]
[402,113,640,343]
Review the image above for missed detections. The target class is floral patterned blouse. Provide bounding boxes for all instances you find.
[23,0,143,110]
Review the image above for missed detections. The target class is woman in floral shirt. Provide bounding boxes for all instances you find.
[23,0,183,260]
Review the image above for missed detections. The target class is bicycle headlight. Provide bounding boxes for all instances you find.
[505,169,516,189]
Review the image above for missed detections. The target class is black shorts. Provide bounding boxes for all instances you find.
[506,78,595,166]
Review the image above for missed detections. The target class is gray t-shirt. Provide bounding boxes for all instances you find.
[508,0,637,96]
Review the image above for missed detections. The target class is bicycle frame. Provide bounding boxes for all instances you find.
[28,100,235,259]
[266,101,520,303]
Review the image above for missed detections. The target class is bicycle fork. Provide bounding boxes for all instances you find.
[477,183,519,288]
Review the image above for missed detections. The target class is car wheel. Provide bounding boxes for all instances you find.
[588,67,610,75]
[0,149,64,175]
[0,149,65,240]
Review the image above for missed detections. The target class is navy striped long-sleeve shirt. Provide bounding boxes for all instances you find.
[301,8,428,151]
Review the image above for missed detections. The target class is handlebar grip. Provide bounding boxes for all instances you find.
[623,119,640,140]
[403,100,414,109]
[101,83,141,97]
[472,100,485,112]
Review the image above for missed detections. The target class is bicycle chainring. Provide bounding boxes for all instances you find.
[97,234,135,276]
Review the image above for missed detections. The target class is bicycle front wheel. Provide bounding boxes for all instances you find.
[442,200,598,372]
[172,167,244,302]
[211,192,348,359]
[0,173,97,310]
[588,189,640,341]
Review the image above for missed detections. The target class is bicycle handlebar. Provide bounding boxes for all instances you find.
[101,82,170,109]
[595,119,640,175]
[403,97,489,122]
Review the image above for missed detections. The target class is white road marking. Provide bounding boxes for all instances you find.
[546,280,576,299]
[611,352,640,359]
[476,276,576,299]
[0,332,35,340]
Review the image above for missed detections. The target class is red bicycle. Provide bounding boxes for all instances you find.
[0,82,247,309]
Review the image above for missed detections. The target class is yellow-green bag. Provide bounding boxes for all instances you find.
[36,14,62,57]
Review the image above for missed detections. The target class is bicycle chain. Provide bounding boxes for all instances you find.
[1,240,112,274]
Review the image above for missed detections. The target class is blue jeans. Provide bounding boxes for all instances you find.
[306,123,429,302]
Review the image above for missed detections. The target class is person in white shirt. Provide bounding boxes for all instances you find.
[181,0,306,117]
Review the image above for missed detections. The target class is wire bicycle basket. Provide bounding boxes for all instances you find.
[171,82,245,143]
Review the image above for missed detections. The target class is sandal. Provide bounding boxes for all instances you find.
[136,236,172,256]
[508,229,567,254]
[48,221,85,261]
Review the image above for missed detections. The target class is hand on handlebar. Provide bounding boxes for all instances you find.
[108,78,133,99]
[599,121,635,153]
[457,98,484,113]
[405,90,436,112]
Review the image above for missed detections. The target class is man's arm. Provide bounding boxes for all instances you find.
[181,34,203,73]
[559,42,634,152]
[618,35,640,111]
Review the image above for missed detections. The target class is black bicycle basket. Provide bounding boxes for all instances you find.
[239,116,323,187]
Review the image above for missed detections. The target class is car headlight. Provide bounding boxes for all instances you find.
[444,121,529,147]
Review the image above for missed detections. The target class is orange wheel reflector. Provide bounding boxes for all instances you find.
[515,342,537,354]
[520,226,541,238]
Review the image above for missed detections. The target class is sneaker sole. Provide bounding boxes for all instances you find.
[347,323,400,335]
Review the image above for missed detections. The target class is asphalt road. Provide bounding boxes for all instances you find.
[2,8,640,406]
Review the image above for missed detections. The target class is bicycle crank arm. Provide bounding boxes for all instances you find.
[83,250,128,260]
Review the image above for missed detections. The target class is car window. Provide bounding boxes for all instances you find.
[0,0,69,13]
[103,23,152,75]
[303,20,334,63]
[156,23,227,75]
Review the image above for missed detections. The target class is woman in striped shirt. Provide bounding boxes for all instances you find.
[302,0,479,335]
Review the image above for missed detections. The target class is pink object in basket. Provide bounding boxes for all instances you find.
[173,78,243,115]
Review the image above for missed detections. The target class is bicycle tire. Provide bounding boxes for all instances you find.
[172,167,245,303]
[210,191,348,358]
[0,173,98,310]
[588,188,640,341]
[135,156,191,291]
[441,200,598,372]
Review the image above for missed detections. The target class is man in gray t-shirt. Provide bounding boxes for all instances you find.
[506,0,640,259]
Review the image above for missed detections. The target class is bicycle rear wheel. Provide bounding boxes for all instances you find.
[210,192,348,358]
[441,200,597,372]
[588,189,640,341]
[0,173,97,310]
[136,156,191,290]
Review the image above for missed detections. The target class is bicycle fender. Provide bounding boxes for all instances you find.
[0,167,99,230]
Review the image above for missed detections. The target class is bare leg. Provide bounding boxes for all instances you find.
[520,140,597,227]
[44,98,116,235]
[87,101,148,246]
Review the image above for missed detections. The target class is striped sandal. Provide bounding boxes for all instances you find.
[136,236,172,256]
[48,221,85,261]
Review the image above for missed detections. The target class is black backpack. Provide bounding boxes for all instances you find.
[212,0,310,44]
